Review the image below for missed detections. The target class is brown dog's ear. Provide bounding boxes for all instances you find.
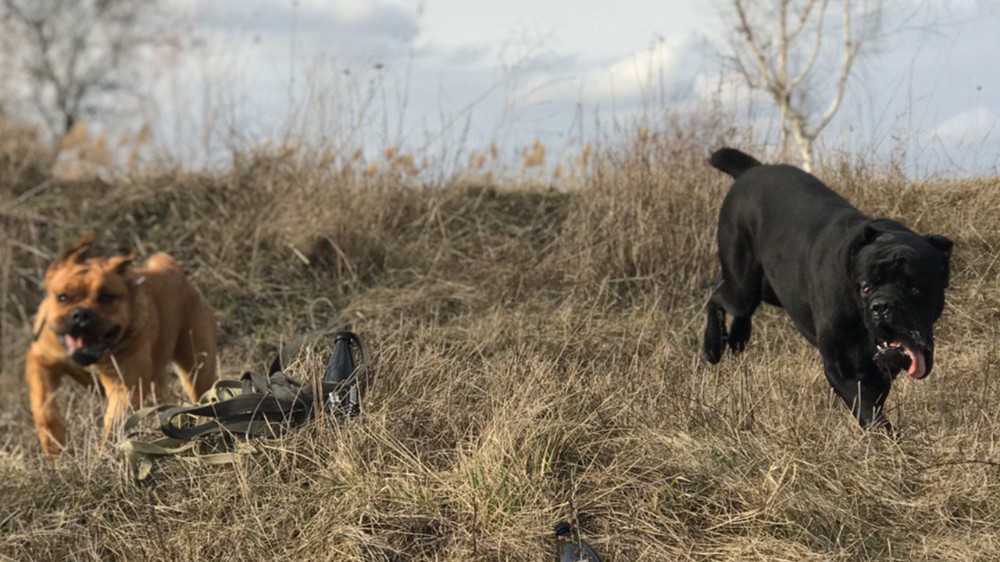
[108,251,136,275]
[46,232,97,282]
[56,232,97,264]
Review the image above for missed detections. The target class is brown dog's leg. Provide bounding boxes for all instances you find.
[102,383,131,441]
[101,380,152,441]
[172,307,218,402]
[25,355,67,457]
[100,356,155,441]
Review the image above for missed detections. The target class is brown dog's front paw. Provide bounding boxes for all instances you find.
[36,418,68,458]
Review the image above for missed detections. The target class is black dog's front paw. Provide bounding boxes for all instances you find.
[728,315,752,353]
[703,303,727,364]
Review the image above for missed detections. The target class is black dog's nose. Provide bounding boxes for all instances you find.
[870,298,892,319]
[69,307,96,328]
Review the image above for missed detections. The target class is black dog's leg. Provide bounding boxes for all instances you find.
[821,354,893,431]
[861,379,894,434]
[706,216,763,363]
[704,273,761,362]
[728,315,752,353]
[704,277,749,363]
[703,299,727,364]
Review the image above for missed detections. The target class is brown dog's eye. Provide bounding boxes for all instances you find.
[57,293,70,303]
[98,293,118,305]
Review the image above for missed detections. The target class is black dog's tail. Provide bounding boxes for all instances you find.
[709,148,762,179]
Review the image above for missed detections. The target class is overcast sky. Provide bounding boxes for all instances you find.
[161,0,1000,175]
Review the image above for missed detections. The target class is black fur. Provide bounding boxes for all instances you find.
[709,148,762,179]
[704,148,953,429]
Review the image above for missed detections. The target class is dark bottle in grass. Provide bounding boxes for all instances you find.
[323,331,361,416]
[554,521,601,562]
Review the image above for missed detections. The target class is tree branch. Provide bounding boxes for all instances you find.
[733,0,780,94]
[786,0,822,44]
[788,0,830,91]
[810,0,859,138]
[1,0,171,137]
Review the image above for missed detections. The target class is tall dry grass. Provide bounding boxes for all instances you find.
[2,114,1000,561]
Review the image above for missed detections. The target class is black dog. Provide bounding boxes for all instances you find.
[703,148,952,428]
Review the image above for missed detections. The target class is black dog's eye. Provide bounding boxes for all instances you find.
[910,286,922,297]
[860,282,871,295]
[56,293,70,303]
[98,293,118,305]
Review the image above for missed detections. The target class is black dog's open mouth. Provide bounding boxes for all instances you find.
[62,326,121,365]
[874,332,928,380]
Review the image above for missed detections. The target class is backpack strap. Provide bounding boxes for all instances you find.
[120,331,368,480]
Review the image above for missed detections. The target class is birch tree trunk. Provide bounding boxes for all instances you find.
[726,0,879,172]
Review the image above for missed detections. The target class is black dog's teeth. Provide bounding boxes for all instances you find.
[873,342,905,363]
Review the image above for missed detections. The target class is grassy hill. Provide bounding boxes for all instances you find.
[2,131,999,560]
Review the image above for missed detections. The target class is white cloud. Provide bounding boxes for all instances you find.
[151,0,1000,174]
[927,107,998,144]
[512,33,714,113]
[578,35,692,103]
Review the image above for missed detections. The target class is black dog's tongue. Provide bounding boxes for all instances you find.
[885,340,927,379]
[897,341,927,379]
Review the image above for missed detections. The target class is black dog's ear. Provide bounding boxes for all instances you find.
[847,222,882,261]
[925,234,953,256]
[859,224,881,246]
[925,234,953,287]
[846,222,881,273]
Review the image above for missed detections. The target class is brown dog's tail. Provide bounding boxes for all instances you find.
[709,148,761,179]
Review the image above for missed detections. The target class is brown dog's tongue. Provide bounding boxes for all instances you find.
[64,335,84,353]
[900,342,927,379]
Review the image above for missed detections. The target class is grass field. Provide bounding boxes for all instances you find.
[2,126,1000,560]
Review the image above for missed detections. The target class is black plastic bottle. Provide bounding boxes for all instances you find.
[323,331,360,415]
[554,521,601,562]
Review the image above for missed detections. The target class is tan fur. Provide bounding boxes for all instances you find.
[25,234,218,457]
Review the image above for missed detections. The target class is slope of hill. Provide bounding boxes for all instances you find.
[2,134,999,561]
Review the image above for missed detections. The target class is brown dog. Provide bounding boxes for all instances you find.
[25,233,218,456]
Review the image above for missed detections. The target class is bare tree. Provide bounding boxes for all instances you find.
[0,0,174,138]
[724,0,883,171]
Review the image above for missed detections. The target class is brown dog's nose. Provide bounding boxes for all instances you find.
[69,307,96,328]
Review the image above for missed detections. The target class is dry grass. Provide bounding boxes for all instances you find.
[2,121,1000,561]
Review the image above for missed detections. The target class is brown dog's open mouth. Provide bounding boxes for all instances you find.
[62,326,122,364]
[876,337,928,380]
[63,334,89,354]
